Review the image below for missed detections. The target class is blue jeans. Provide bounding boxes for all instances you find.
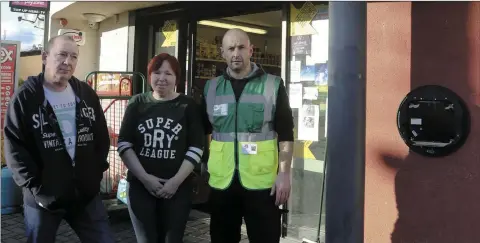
[23,195,115,243]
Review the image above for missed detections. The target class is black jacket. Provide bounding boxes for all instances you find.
[3,73,110,211]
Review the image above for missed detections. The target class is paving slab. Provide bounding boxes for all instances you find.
[1,209,304,243]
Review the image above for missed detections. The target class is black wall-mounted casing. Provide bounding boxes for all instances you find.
[397,85,470,157]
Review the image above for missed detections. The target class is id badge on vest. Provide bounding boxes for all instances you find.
[213,104,228,116]
[241,143,258,155]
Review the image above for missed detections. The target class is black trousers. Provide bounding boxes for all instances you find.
[209,173,281,243]
[127,179,193,243]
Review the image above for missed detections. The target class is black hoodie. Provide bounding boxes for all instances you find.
[3,73,110,211]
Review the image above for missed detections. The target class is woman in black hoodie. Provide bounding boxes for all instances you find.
[117,53,205,243]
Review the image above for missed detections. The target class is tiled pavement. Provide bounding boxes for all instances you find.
[1,209,303,243]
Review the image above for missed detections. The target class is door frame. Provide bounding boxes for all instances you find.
[133,13,190,94]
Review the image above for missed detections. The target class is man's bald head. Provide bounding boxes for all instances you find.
[221,28,253,75]
[222,28,251,47]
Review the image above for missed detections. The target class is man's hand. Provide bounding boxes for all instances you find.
[270,171,291,206]
[156,178,181,199]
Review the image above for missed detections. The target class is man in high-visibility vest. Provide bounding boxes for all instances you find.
[201,28,294,243]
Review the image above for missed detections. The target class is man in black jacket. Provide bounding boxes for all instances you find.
[3,35,114,243]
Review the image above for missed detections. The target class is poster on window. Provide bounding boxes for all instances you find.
[289,83,303,108]
[290,60,301,83]
[161,20,177,47]
[314,63,328,86]
[1,41,21,165]
[303,87,319,100]
[291,35,312,56]
[298,104,319,141]
[300,65,316,82]
[290,2,319,36]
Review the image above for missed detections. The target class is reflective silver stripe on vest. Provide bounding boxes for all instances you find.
[214,95,236,106]
[212,131,276,142]
[206,74,278,142]
[262,74,277,124]
[206,77,221,125]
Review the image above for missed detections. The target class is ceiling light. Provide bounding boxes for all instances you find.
[82,13,107,23]
[198,20,267,35]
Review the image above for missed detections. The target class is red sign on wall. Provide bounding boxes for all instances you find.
[9,1,50,14]
[1,41,20,165]
[9,1,48,8]
[1,42,20,129]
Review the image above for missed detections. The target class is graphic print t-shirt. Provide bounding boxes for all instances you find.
[43,84,77,162]
[117,93,205,181]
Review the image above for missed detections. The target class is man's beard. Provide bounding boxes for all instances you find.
[229,62,244,72]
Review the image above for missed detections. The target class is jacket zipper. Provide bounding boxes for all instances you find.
[234,101,239,170]
[44,104,81,199]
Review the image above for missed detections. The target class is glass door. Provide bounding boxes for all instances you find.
[284,2,329,242]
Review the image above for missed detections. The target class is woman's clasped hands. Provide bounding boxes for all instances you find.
[140,173,180,199]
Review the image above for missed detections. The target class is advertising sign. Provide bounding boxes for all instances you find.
[291,35,312,56]
[87,73,133,97]
[9,1,50,14]
[0,41,21,165]
[58,29,86,46]
[161,20,177,47]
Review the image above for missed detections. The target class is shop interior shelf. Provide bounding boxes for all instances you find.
[195,76,214,79]
[196,58,280,68]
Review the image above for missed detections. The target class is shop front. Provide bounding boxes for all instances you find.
[47,1,480,242]
[130,1,330,242]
